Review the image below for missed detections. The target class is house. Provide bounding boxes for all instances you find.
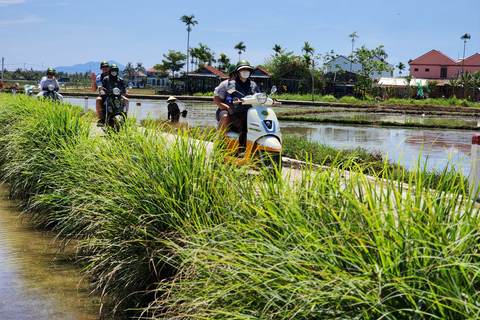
[326,55,394,79]
[409,50,480,98]
[145,67,170,88]
[185,66,227,94]
[251,67,272,92]
[409,49,480,79]
[124,70,147,88]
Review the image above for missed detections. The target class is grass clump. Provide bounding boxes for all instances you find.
[0,94,479,319]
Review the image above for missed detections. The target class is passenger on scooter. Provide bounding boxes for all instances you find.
[226,60,259,149]
[90,61,110,125]
[98,64,128,121]
[37,68,64,103]
[214,64,237,139]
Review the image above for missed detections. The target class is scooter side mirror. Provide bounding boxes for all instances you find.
[227,80,236,94]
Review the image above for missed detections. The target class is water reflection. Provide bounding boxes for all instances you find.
[0,184,98,320]
[67,97,476,175]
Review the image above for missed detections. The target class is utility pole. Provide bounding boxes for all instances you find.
[1,57,4,84]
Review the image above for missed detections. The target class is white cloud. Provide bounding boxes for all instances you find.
[0,15,42,24]
[0,0,27,6]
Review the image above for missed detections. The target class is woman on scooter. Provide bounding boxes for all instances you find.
[226,60,259,150]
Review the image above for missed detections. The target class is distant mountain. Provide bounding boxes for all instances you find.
[54,61,126,74]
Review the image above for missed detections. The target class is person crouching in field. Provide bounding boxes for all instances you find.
[167,96,181,122]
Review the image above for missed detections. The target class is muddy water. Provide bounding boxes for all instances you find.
[67,97,477,175]
[0,184,99,320]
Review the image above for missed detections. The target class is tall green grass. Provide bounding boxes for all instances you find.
[0,94,479,319]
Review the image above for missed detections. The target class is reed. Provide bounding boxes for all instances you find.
[0,94,478,319]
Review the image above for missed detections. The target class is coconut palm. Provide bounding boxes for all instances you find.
[234,41,246,61]
[123,62,136,82]
[302,41,315,101]
[218,53,231,72]
[349,31,359,73]
[461,33,471,75]
[396,62,405,76]
[180,14,198,92]
[273,44,282,57]
[135,62,146,73]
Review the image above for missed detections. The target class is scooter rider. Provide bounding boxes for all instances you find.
[226,60,259,149]
[37,68,64,103]
[90,61,110,125]
[98,64,129,121]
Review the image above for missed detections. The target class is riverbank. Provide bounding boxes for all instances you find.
[1,95,479,319]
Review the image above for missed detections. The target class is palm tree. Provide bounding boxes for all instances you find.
[123,62,136,83]
[461,33,471,75]
[180,14,198,93]
[234,41,246,61]
[135,62,146,73]
[449,75,459,98]
[348,31,359,74]
[218,53,231,72]
[396,62,405,77]
[273,44,282,57]
[302,41,315,101]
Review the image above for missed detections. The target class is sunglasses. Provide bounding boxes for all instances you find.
[48,73,54,75]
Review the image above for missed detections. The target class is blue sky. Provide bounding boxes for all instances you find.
[1,0,479,76]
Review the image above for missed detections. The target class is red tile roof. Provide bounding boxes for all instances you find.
[193,65,228,78]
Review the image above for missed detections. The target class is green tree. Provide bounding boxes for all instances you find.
[135,62,146,74]
[404,75,412,99]
[348,31,359,73]
[154,50,186,92]
[352,45,392,99]
[460,33,471,75]
[123,62,136,82]
[396,62,405,76]
[234,41,246,61]
[180,14,198,93]
[459,70,473,100]
[448,75,459,98]
[273,44,282,57]
[472,70,480,102]
[217,53,231,72]
[302,41,315,100]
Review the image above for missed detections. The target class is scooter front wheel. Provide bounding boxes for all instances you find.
[258,150,282,173]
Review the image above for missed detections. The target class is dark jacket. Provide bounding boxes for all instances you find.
[101,75,126,95]
[226,78,259,114]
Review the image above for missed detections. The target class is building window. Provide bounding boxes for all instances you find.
[414,68,418,72]
[425,68,429,72]
[440,67,447,78]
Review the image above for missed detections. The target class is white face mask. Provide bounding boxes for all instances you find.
[110,71,118,77]
[240,70,250,79]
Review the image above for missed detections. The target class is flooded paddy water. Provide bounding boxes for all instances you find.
[0,184,98,320]
[67,97,479,175]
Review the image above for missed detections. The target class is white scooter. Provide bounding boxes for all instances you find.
[219,84,282,170]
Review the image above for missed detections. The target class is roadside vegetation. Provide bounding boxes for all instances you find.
[0,94,479,319]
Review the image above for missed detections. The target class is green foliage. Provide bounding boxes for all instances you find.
[0,94,478,320]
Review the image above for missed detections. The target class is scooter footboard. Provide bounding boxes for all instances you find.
[256,136,282,152]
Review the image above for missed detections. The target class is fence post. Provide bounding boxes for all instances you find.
[469,134,480,202]
[84,96,88,114]
[136,102,141,126]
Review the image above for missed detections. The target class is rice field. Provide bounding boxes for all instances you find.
[0,94,480,319]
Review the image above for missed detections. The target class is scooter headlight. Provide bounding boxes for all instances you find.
[256,93,267,104]
[47,84,55,91]
[113,87,121,95]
